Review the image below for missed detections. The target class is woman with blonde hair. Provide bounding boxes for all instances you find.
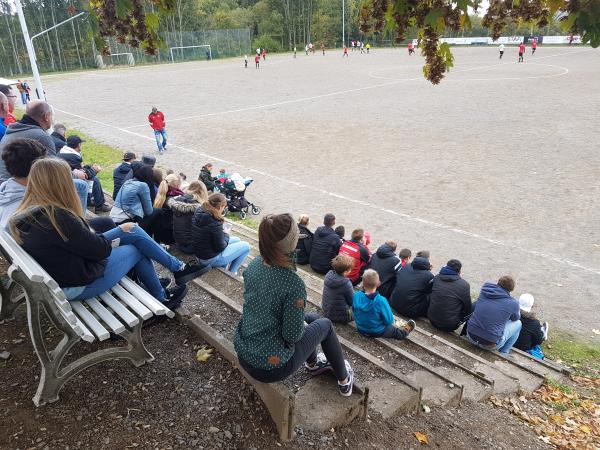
[153,173,184,244]
[9,158,208,306]
[170,180,208,254]
[191,192,250,275]
[234,213,354,396]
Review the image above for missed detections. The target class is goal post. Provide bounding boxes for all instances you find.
[95,52,135,68]
[170,45,212,63]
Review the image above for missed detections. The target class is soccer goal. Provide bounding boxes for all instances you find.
[170,45,212,63]
[95,53,135,68]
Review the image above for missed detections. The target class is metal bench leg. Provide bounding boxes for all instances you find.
[28,300,155,406]
[0,280,25,322]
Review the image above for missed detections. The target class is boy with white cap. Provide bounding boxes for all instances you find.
[513,293,548,359]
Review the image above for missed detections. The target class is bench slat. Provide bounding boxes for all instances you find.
[119,277,173,318]
[99,292,139,327]
[110,284,153,320]
[0,231,51,284]
[71,301,110,341]
[84,298,126,334]
[56,305,95,343]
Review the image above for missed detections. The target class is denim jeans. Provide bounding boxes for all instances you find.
[90,176,105,206]
[240,312,348,383]
[73,179,88,210]
[200,236,250,275]
[495,320,522,354]
[69,225,184,302]
[154,129,167,151]
[21,92,28,105]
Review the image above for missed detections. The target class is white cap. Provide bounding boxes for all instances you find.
[519,293,535,312]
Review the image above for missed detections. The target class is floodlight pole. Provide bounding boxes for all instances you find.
[14,0,45,100]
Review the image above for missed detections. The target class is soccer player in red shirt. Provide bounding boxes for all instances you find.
[518,42,525,63]
[531,39,537,54]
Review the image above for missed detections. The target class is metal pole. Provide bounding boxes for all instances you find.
[342,0,345,48]
[14,0,45,100]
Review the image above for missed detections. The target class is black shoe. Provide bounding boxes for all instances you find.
[95,203,111,213]
[173,262,211,285]
[162,284,188,310]
[160,277,171,290]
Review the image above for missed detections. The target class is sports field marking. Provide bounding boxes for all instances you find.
[122,48,591,129]
[54,79,600,278]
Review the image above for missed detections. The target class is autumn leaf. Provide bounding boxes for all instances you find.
[414,432,429,445]
[196,346,213,362]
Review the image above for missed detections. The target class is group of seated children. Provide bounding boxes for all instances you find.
[299,213,548,357]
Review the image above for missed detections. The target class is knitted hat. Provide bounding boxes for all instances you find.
[277,219,299,254]
[519,293,535,313]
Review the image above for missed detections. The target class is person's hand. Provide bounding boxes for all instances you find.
[119,222,136,233]
[73,169,86,180]
[92,163,102,173]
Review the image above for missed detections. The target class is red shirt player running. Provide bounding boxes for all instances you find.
[518,42,525,63]
[531,39,537,54]
[408,42,414,55]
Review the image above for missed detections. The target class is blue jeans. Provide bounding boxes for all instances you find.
[200,236,250,275]
[495,320,522,354]
[154,129,167,151]
[69,225,184,302]
[21,92,28,105]
[73,179,88,210]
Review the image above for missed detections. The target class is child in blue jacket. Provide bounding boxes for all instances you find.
[353,269,416,339]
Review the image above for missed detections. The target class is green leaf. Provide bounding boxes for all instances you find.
[145,12,160,30]
[424,9,444,28]
[439,42,455,71]
[512,0,520,7]
[115,0,133,20]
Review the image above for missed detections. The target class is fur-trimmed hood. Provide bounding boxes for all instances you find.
[170,194,200,215]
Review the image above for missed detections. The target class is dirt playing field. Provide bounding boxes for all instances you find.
[40,46,600,341]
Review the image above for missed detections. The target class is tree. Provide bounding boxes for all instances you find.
[358,0,600,84]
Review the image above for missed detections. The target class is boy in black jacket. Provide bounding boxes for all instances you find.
[322,254,354,324]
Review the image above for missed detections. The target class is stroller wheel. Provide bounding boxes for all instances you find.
[239,210,247,220]
[251,205,261,215]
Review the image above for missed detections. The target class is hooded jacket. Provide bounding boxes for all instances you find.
[0,178,26,229]
[199,167,215,191]
[0,116,56,183]
[367,244,401,300]
[51,131,66,152]
[322,270,354,323]
[427,267,472,330]
[171,194,201,251]
[514,312,544,351]
[467,282,520,344]
[12,206,111,287]
[390,257,434,318]
[338,239,370,284]
[191,207,229,260]
[353,290,395,335]
[309,225,342,274]
[112,162,133,199]
[295,223,313,265]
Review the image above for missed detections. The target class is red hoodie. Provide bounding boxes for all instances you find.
[148,111,165,130]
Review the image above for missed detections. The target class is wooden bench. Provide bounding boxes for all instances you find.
[0,230,175,407]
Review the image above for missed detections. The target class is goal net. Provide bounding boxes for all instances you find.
[170,45,213,63]
[95,53,135,68]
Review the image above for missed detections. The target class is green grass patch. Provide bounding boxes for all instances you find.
[226,215,260,231]
[543,333,600,377]
[546,377,574,394]
[65,129,122,194]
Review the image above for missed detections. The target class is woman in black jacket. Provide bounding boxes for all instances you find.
[171,181,208,253]
[191,193,250,275]
[295,214,313,265]
[9,158,208,305]
[198,163,216,192]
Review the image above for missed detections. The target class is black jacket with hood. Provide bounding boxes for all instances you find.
[51,131,66,152]
[390,256,434,318]
[171,194,201,251]
[199,167,215,192]
[295,223,313,265]
[367,244,401,301]
[322,270,354,323]
[514,313,544,351]
[309,225,342,274]
[191,206,229,259]
[112,162,134,199]
[427,267,472,330]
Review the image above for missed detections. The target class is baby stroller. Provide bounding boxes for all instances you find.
[215,173,261,219]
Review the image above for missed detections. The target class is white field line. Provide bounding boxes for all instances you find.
[122,48,591,129]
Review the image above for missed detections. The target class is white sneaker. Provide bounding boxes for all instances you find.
[338,360,354,397]
[541,322,549,341]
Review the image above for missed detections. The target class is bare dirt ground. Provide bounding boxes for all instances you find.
[39,46,600,342]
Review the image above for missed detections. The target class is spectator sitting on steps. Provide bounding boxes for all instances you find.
[398,248,412,269]
[295,214,313,265]
[322,254,355,324]
[338,228,371,286]
[0,92,9,141]
[513,293,548,359]
[427,259,473,332]
[8,158,210,309]
[171,181,208,254]
[50,123,67,152]
[309,213,342,274]
[466,276,522,355]
[113,152,136,199]
[0,84,17,126]
[234,213,354,397]
[367,240,401,301]
[390,255,434,318]
[199,163,216,192]
[152,173,185,245]
[353,269,416,340]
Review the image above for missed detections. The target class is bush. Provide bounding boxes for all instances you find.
[251,35,282,53]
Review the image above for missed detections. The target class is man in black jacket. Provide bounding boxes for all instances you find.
[113,151,136,199]
[390,256,434,318]
[50,123,67,152]
[309,213,342,274]
[367,241,401,301]
[427,259,472,332]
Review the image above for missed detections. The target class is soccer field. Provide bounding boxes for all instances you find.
[43,46,600,339]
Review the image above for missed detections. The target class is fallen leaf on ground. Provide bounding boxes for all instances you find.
[414,431,429,445]
[196,346,214,362]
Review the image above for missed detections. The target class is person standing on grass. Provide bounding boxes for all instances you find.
[255,53,260,69]
[234,213,355,397]
[499,43,505,59]
[518,42,525,63]
[148,107,167,154]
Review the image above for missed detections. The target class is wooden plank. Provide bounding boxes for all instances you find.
[111,284,153,320]
[99,292,139,327]
[71,301,110,341]
[56,306,95,343]
[119,277,173,318]
[84,298,126,334]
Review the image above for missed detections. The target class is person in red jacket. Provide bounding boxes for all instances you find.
[408,41,414,55]
[518,42,525,63]
[338,228,371,286]
[255,53,260,69]
[531,39,537,54]
[148,107,167,154]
